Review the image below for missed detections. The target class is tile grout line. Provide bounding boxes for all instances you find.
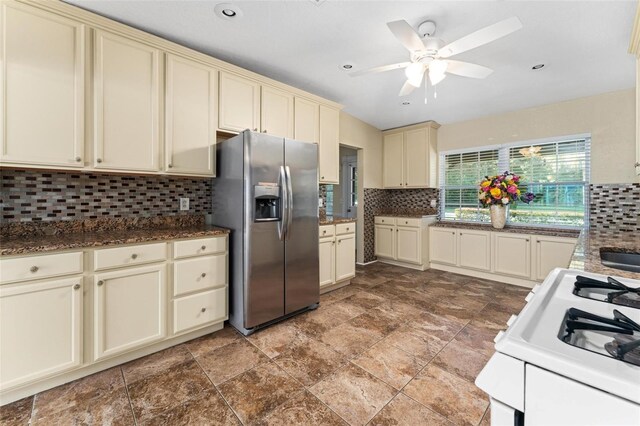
[28,393,36,425]
[118,367,138,426]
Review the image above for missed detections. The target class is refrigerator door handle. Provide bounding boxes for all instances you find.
[284,165,293,241]
[278,165,287,241]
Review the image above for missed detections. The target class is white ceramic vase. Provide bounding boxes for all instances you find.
[490,204,507,229]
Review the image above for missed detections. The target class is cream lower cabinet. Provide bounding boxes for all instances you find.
[493,233,532,279]
[0,2,85,168]
[532,235,579,281]
[319,224,355,292]
[429,227,458,266]
[458,230,492,272]
[375,216,436,270]
[0,277,82,391]
[93,264,166,361]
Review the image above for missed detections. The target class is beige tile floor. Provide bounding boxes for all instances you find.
[0,263,529,426]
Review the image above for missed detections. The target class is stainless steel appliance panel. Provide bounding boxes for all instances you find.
[245,132,286,328]
[284,139,320,314]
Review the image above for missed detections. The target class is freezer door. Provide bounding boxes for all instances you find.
[245,132,285,328]
[284,139,320,314]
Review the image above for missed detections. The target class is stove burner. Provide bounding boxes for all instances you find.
[573,275,640,308]
[561,307,640,366]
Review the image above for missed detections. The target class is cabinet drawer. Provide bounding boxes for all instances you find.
[335,222,355,235]
[173,254,227,297]
[319,225,335,238]
[173,237,226,259]
[173,287,227,334]
[94,243,166,271]
[396,218,421,228]
[374,216,396,225]
[0,252,83,284]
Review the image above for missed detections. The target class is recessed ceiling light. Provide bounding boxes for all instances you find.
[342,64,353,70]
[401,101,411,106]
[214,3,243,20]
[532,64,545,70]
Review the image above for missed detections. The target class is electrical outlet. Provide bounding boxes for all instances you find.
[318,197,324,207]
[430,199,437,208]
[179,198,189,211]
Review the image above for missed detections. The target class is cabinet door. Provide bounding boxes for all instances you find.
[458,230,492,271]
[319,237,335,287]
[335,234,356,281]
[261,85,294,138]
[94,30,160,171]
[532,236,577,281]
[0,3,85,167]
[374,225,396,259]
[396,226,421,264]
[294,97,319,143]
[493,233,531,278]
[429,228,457,265]
[0,278,82,390]
[383,133,404,188]
[318,105,340,183]
[93,265,166,361]
[218,72,260,133]
[165,54,217,176]
[404,128,429,188]
[636,57,640,176]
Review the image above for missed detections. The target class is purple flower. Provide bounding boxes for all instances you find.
[520,192,535,204]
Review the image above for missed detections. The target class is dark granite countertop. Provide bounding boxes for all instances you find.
[320,216,357,225]
[0,225,230,256]
[431,221,581,238]
[376,208,438,217]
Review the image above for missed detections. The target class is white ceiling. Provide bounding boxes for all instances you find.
[66,0,637,130]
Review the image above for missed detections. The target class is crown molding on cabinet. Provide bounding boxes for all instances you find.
[630,2,640,56]
[382,120,441,135]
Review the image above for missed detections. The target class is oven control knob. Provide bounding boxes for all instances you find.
[493,330,505,343]
[525,292,534,303]
[507,315,517,327]
[531,284,541,294]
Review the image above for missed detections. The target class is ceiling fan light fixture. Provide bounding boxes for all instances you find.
[429,59,448,76]
[429,70,447,86]
[405,63,424,87]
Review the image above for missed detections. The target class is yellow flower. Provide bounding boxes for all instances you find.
[481,181,490,187]
[490,188,502,198]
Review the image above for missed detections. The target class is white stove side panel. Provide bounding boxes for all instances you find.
[525,365,640,426]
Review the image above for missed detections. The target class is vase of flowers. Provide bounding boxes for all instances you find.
[479,171,535,229]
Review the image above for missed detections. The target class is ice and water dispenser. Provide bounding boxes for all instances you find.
[254,183,280,222]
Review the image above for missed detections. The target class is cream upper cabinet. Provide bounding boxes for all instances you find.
[93,264,166,361]
[458,230,492,271]
[94,30,160,171]
[383,133,404,188]
[294,97,319,143]
[318,105,340,183]
[429,227,457,266]
[374,224,396,259]
[493,233,531,279]
[383,122,439,189]
[532,236,577,281]
[0,277,82,390]
[319,237,335,288]
[165,54,217,176]
[396,226,421,264]
[261,85,294,138]
[631,8,640,176]
[218,72,260,133]
[335,233,356,282]
[0,3,85,168]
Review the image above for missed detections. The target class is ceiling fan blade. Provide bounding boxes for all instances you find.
[398,80,416,96]
[445,60,493,78]
[387,20,425,52]
[349,62,411,77]
[438,16,523,58]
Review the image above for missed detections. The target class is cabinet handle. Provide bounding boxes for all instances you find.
[73,284,81,290]
[168,163,173,168]
[201,245,206,250]
[254,128,258,131]
[399,183,403,186]
[526,239,530,242]
[405,182,408,186]
[201,307,207,313]
[131,253,138,259]
[381,220,384,223]
[96,158,102,163]
[396,229,399,232]
[262,129,267,133]
[75,156,82,162]
[338,239,342,243]
[201,272,207,278]
[322,230,326,235]
[346,227,350,231]
[405,221,408,224]
[30,266,39,273]
[97,280,104,286]
[452,231,455,235]
[537,241,541,244]
[332,241,335,245]
[321,176,325,180]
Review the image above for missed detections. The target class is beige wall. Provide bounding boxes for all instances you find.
[339,112,383,189]
[438,89,637,184]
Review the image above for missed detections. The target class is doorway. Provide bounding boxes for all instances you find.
[333,146,358,219]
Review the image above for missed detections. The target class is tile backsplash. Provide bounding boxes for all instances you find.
[589,183,640,232]
[1,168,212,223]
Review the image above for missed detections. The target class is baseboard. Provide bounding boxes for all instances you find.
[429,263,537,288]
[0,322,224,405]
[356,260,378,266]
[320,278,352,294]
[377,258,428,271]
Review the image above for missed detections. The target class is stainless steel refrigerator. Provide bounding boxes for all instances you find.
[212,130,319,335]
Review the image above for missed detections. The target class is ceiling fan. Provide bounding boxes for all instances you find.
[350,17,523,97]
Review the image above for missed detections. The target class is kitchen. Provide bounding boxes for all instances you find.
[0,0,639,425]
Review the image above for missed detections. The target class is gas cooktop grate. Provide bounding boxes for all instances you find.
[573,275,640,309]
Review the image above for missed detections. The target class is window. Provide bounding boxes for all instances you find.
[348,163,358,208]
[440,136,591,228]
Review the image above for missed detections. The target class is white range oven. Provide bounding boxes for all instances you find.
[476,268,640,426]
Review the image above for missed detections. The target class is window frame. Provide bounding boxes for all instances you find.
[439,134,591,229]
